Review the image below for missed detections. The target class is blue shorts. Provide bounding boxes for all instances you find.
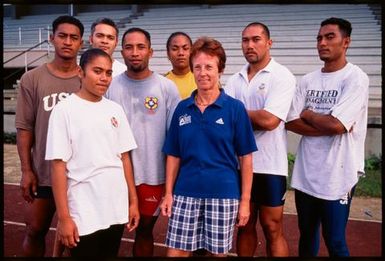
[33,186,54,199]
[251,173,286,207]
[166,195,239,254]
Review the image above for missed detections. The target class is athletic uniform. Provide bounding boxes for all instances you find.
[225,58,296,206]
[45,94,137,256]
[287,62,369,256]
[163,89,257,254]
[15,63,81,196]
[106,72,180,216]
[165,70,197,99]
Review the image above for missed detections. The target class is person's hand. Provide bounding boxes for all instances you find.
[127,203,140,232]
[20,169,38,203]
[57,217,79,248]
[300,108,314,122]
[236,199,250,227]
[160,194,173,217]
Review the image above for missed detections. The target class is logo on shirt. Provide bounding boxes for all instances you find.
[258,83,266,90]
[305,89,338,112]
[42,92,71,111]
[179,114,191,126]
[215,118,224,125]
[111,117,119,128]
[144,96,159,113]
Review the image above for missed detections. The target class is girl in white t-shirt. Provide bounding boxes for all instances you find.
[46,48,139,257]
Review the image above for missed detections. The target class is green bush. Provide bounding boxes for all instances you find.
[365,154,382,171]
[3,132,16,144]
[354,169,382,197]
[287,152,296,166]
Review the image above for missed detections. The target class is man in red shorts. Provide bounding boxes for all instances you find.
[106,27,180,256]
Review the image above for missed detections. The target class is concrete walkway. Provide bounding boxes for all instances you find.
[3,144,382,257]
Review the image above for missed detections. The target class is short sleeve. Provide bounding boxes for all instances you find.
[264,73,296,122]
[331,71,369,131]
[165,80,181,130]
[286,76,307,122]
[234,102,258,156]
[15,74,35,130]
[162,104,181,157]
[116,106,137,153]
[45,104,72,162]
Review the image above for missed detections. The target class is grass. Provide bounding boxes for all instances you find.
[287,153,382,198]
[354,169,382,197]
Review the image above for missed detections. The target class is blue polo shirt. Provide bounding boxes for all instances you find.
[163,89,257,199]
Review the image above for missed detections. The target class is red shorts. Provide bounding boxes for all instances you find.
[136,184,165,216]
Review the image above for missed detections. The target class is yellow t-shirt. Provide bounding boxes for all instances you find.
[165,71,197,99]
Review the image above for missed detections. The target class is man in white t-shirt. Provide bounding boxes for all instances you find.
[89,17,126,77]
[225,22,296,257]
[286,17,369,257]
[106,27,180,257]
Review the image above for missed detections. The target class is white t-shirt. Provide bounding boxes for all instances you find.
[287,63,369,200]
[112,59,126,78]
[45,94,137,236]
[225,58,296,176]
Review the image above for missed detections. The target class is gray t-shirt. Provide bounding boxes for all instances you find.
[106,72,180,185]
[15,63,81,186]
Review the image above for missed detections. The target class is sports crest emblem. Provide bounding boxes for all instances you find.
[144,97,159,113]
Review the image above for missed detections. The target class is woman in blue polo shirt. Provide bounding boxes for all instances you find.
[160,37,257,257]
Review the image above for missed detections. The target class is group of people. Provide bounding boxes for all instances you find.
[14,14,369,258]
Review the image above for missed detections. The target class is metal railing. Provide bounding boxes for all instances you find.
[3,26,51,47]
[3,52,50,82]
[4,40,49,65]
[3,40,51,86]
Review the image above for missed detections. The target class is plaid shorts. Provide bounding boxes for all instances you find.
[165,195,239,254]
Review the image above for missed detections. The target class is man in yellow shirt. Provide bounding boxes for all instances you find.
[164,32,197,99]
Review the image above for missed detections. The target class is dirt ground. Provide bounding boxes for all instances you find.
[3,144,382,222]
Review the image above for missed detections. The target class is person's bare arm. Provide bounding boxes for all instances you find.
[121,152,139,232]
[160,155,180,217]
[286,118,326,136]
[51,159,79,248]
[300,109,346,135]
[247,109,281,131]
[237,153,253,227]
[16,129,37,202]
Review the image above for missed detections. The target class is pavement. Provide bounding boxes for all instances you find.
[4,144,381,222]
[3,144,382,257]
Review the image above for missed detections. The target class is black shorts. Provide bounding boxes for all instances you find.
[250,173,287,207]
[32,186,54,199]
[70,224,125,257]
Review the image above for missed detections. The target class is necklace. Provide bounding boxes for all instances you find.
[195,96,211,106]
